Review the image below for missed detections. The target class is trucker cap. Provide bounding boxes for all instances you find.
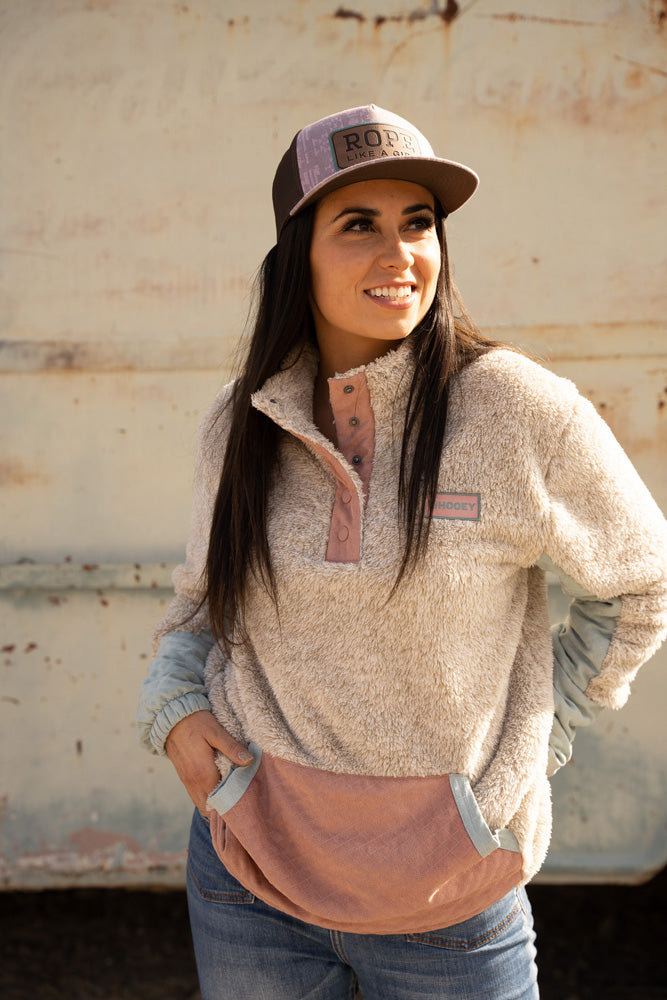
[272,104,479,239]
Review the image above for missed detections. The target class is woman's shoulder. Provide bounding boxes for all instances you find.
[455,346,580,416]
[195,379,238,458]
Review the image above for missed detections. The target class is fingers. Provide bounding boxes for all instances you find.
[208,726,254,767]
[164,711,254,814]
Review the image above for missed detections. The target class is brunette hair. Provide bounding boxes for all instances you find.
[203,203,503,648]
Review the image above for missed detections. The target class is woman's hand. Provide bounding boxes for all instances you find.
[164,710,253,815]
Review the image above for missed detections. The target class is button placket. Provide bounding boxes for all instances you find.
[322,372,376,563]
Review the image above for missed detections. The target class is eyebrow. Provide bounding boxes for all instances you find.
[331,202,435,223]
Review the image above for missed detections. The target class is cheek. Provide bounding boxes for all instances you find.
[423,247,442,298]
[310,250,349,313]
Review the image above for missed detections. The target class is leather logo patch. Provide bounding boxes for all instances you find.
[426,493,481,520]
[330,123,418,170]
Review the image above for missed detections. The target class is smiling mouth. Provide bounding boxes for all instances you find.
[365,285,416,302]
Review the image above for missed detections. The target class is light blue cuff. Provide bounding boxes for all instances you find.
[136,628,216,755]
[538,555,620,775]
[148,692,213,756]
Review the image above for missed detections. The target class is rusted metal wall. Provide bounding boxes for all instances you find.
[1,0,665,888]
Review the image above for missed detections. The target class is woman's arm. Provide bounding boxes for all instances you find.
[136,628,252,812]
[136,385,253,808]
[136,628,215,755]
[540,394,667,772]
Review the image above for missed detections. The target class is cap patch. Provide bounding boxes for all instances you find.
[330,122,420,171]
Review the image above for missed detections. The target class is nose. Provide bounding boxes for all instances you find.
[377,232,414,270]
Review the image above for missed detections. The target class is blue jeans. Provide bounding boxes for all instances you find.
[186,809,539,1000]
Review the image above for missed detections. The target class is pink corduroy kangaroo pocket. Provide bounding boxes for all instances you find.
[207,744,523,935]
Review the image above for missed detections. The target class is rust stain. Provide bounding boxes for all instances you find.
[334,6,365,20]
[0,458,50,489]
[649,0,667,29]
[24,643,37,654]
[368,2,459,26]
[56,214,105,240]
[441,0,459,23]
[613,54,667,81]
[2,645,15,654]
[484,13,602,27]
[68,827,142,854]
[1,697,20,706]
[82,564,100,572]
[76,740,83,755]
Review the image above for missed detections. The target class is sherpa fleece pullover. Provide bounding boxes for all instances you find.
[138,343,667,935]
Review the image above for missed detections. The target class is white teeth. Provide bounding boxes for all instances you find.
[368,286,413,299]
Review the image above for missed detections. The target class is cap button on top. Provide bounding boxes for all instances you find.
[349,416,359,426]
[343,384,354,394]
[352,454,362,465]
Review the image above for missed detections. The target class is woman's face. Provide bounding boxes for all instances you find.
[309,179,442,366]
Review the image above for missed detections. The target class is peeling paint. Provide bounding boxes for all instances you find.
[649,0,667,30]
[336,1,458,26]
[68,827,141,854]
[334,6,364,20]
[3,844,188,884]
[440,0,458,24]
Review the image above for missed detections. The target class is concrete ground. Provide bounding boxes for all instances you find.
[1,868,665,999]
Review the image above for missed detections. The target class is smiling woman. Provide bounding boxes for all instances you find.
[136,105,667,1000]
[309,181,441,380]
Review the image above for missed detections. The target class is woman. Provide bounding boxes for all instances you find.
[137,105,667,1000]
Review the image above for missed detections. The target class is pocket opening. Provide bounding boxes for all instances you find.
[449,774,520,857]
[206,741,263,816]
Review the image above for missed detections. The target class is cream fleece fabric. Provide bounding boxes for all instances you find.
[155,343,667,887]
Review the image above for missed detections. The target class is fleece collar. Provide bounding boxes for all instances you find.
[251,337,415,436]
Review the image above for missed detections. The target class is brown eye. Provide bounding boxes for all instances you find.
[406,215,435,231]
[343,217,374,233]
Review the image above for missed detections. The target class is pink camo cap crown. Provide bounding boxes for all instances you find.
[272,104,478,239]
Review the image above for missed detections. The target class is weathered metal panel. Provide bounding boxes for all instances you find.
[1,0,665,887]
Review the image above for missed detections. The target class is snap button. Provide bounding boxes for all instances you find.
[338,526,349,542]
[343,385,354,394]
[349,416,359,426]
[352,454,362,465]
[341,490,352,504]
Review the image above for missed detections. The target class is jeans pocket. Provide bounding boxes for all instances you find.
[186,809,255,905]
[406,887,525,952]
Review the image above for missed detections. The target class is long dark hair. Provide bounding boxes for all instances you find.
[203,203,503,649]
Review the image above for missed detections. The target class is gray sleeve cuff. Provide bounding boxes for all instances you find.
[538,555,619,775]
[147,692,213,756]
[136,628,216,755]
